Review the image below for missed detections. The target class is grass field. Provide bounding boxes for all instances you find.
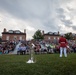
[0,53,76,75]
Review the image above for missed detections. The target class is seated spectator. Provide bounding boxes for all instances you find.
[17,45,22,55]
[17,44,26,55]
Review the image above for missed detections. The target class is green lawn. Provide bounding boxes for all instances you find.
[0,53,76,75]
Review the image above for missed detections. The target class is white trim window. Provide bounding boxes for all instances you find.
[48,37,50,40]
[19,36,22,40]
[14,36,17,40]
[54,37,56,39]
[6,36,9,40]
[57,37,59,40]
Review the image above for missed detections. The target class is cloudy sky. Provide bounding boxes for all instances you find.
[0,0,76,40]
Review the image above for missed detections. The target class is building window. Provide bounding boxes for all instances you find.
[48,37,50,40]
[19,36,22,40]
[6,36,9,40]
[54,37,56,39]
[57,37,59,40]
[15,30,21,33]
[9,30,13,33]
[14,36,17,40]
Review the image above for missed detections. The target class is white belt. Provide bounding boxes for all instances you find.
[61,42,65,43]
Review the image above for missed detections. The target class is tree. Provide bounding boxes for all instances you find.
[64,32,73,40]
[33,30,44,41]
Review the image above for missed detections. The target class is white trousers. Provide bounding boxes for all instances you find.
[60,47,67,57]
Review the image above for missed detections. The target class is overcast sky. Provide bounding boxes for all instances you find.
[0,0,76,40]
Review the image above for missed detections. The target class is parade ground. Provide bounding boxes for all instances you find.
[0,53,76,75]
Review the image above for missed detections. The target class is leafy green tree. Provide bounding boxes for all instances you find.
[33,30,44,41]
[64,32,73,40]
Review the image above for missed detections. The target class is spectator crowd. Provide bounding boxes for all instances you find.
[0,39,76,55]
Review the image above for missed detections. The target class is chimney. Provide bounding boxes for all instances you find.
[58,31,59,35]
[3,28,7,32]
[24,29,26,33]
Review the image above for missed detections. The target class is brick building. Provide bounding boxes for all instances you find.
[43,31,60,43]
[2,28,26,41]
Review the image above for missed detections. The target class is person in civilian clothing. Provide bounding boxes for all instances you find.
[20,44,26,55]
[17,45,22,55]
